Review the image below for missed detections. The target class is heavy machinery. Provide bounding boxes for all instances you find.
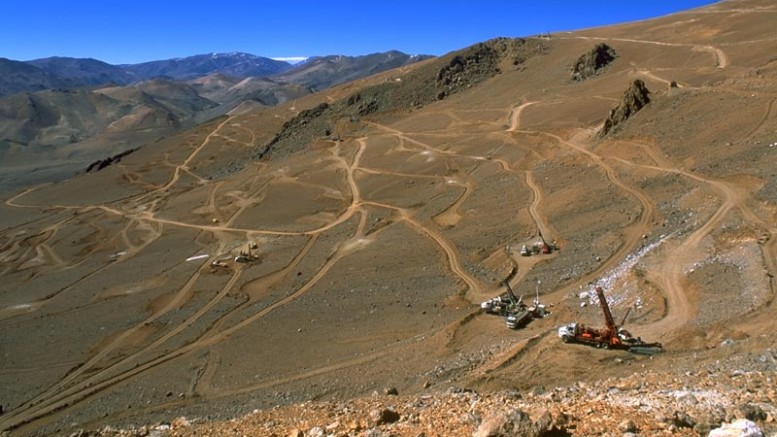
[481,270,549,329]
[480,269,521,316]
[234,242,260,263]
[504,280,532,329]
[480,294,513,316]
[520,231,559,257]
[557,286,662,354]
[506,279,548,329]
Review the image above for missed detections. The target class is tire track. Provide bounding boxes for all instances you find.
[4,133,385,428]
[563,35,728,68]
[743,97,776,139]
[609,150,774,335]
[507,102,654,291]
[524,171,557,245]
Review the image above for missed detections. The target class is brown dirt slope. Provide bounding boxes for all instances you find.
[1,0,777,435]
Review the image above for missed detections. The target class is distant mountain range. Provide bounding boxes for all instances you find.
[0,50,433,191]
[120,52,294,81]
[0,52,295,96]
[27,56,135,87]
[277,51,430,91]
[0,51,433,97]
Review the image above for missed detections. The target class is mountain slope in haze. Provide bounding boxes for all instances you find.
[275,50,434,91]
[3,1,777,435]
[0,58,67,97]
[0,54,291,98]
[0,80,216,148]
[0,51,432,98]
[121,52,294,81]
[26,56,135,86]
[0,80,218,189]
[187,74,312,120]
[189,51,435,117]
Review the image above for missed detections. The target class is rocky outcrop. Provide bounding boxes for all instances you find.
[436,38,547,100]
[63,362,777,437]
[571,43,617,81]
[85,148,138,173]
[253,103,331,160]
[599,79,651,137]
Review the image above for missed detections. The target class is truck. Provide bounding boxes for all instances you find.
[558,286,662,354]
[557,322,637,348]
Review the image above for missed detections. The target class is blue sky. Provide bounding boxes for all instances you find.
[4,1,717,64]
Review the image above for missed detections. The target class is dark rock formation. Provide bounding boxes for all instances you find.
[571,43,617,81]
[253,103,331,160]
[85,148,138,173]
[436,38,546,100]
[369,407,400,426]
[599,79,651,137]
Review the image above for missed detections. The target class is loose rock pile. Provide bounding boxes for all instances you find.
[68,363,776,437]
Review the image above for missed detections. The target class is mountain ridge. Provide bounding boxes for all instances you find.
[27,56,135,86]
[119,52,294,81]
[0,50,434,98]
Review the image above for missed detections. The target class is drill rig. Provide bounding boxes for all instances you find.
[557,286,662,354]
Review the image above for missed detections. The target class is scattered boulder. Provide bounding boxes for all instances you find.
[534,409,553,434]
[306,426,325,437]
[693,410,726,435]
[708,419,764,437]
[599,79,651,137]
[674,410,697,429]
[370,407,400,426]
[735,404,767,422]
[474,408,536,437]
[571,43,617,81]
[531,385,546,396]
[171,416,190,429]
[619,419,638,433]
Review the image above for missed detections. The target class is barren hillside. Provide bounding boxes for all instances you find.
[1,1,776,436]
